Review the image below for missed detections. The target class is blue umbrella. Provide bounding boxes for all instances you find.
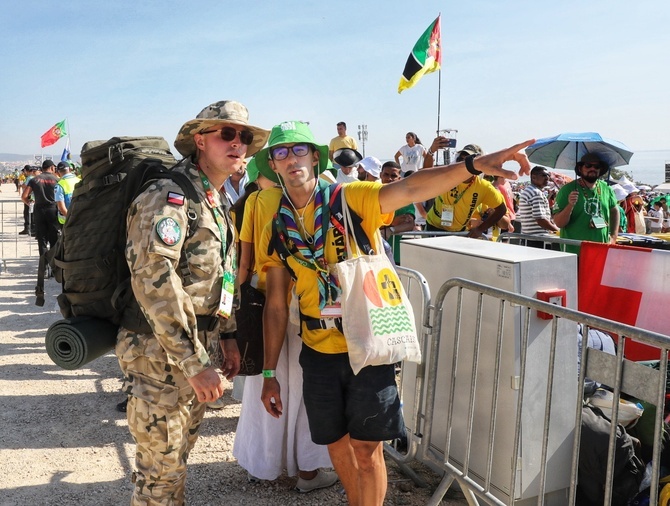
[525,132,634,170]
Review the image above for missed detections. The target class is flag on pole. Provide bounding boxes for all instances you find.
[398,15,442,94]
[61,137,71,162]
[40,119,67,148]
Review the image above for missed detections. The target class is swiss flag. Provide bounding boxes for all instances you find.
[578,242,670,360]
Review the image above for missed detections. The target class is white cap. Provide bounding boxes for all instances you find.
[359,156,381,178]
[610,183,628,202]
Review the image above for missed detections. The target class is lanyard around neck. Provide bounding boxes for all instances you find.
[197,166,229,261]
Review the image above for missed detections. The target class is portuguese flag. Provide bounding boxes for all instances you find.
[40,119,67,148]
[398,15,442,94]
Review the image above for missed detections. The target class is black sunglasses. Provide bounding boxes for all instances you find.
[200,126,254,146]
[581,162,603,169]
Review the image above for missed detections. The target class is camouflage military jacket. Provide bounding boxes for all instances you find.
[119,157,237,378]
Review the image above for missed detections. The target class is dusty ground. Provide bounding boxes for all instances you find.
[0,191,465,505]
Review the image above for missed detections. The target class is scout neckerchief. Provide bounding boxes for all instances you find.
[197,166,236,318]
[274,178,340,309]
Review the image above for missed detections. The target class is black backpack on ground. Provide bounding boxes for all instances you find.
[577,404,646,506]
[37,136,202,334]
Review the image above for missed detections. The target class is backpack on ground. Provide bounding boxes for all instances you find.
[37,136,202,334]
[577,404,646,506]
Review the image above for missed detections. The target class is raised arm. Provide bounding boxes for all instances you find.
[380,139,534,214]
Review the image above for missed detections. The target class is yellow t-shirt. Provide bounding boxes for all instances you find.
[257,182,392,354]
[426,177,504,231]
[239,188,282,292]
[329,135,358,153]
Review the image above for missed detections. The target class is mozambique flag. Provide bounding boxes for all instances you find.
[40,120,67,148]
[398,15,442,94]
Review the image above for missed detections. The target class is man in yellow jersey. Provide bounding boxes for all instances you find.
[255,120,533,506]
[425,144,507,238]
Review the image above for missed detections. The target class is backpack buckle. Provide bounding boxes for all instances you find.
[102,174,124,186]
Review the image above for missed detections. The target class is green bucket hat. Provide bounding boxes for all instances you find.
[245,157,259,184]
[255,121,329,184]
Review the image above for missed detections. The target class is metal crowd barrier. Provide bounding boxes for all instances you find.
[1,199,37,273]
[383,265,432,487]
[401,277,669,506]
[390,230,469,264]
[496,232,582,250]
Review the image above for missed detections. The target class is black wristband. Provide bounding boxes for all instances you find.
[219,331,237,341]
[465,154,482,176]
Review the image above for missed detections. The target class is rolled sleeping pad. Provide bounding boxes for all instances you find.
[45,317,118,370]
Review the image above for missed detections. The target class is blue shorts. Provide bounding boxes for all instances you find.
[299,344,405,445]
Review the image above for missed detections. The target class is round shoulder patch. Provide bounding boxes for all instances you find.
[156,217,182,246]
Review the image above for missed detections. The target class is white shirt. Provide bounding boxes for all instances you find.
[223,172,249,204]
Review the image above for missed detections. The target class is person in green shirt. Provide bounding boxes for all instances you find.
[552,153,619,254]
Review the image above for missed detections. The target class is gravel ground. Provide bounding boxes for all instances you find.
[0,192,466,505]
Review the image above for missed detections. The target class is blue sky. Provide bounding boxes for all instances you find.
[1,0,668,168]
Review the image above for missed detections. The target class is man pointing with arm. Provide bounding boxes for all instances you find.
[255,121,532,506]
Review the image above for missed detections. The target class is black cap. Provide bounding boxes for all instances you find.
[42,159,55,170]
[333,148,363,168]
[56,161,70,171]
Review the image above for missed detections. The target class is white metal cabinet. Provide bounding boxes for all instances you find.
[400,236,578,504]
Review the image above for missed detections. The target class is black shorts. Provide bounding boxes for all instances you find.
[299,344,405,445]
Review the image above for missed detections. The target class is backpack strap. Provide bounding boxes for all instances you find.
[164,170,202,287]
[269,213,298,281]
[328,183,374,255]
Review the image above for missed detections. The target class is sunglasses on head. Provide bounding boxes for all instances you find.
[270,143,310,161]
[200,126,254,146]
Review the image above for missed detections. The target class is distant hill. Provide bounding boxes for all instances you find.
[0,153,33,162]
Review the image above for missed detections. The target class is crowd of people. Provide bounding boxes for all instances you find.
[19,105,668,506]
[16,160,81,261]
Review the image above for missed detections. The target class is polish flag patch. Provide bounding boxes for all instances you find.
[167,192,185,206]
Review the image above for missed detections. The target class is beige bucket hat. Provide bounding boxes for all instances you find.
[174,100,270,157]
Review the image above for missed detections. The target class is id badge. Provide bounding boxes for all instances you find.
[441,205,454,227]
[217,270,235,319]
[321,294,342,319]
[591,216,607,229]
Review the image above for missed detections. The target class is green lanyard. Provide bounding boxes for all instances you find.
[578,180,602,217]
[197,167,236,318]
[198,168,229,258]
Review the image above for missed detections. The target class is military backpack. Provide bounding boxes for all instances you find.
[37,136,201,334]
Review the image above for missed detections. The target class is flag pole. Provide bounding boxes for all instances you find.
[436,12,442,164]
[437,68,441,135]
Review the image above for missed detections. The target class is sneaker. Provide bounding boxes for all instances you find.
[206,396,225,410]
[247,472,261,484]
[116,398,128,412]
[295,469,338,493]
[18,230,29,235]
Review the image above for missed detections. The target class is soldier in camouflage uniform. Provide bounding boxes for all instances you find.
[116,100,270,505]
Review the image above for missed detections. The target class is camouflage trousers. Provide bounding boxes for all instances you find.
[117,351,207,506]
